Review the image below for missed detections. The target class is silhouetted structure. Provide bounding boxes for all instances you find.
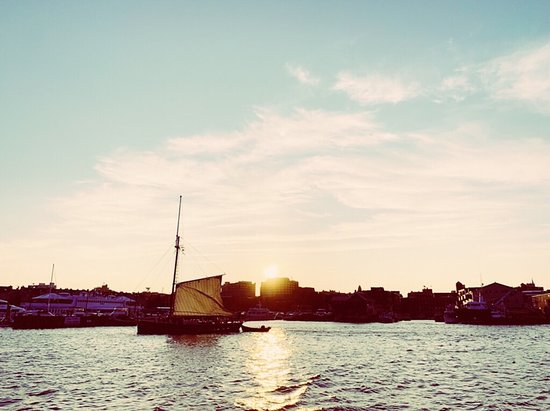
[260,277,299,312]
[531,292,550,321]
[3,276,549,325]
[452,281,549,324]
[331,287,402,323]
[402,288,455,320]
[221,281,256,312]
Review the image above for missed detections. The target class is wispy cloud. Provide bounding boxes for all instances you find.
[333,72,420,104]
[435,41,550,109]
[439,72,476,102]
[481,41,550,110]
[285,64,320,85]
[6,105,544,290]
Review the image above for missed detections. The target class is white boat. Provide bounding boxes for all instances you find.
[245,306,276,321]
[22,292,136,315]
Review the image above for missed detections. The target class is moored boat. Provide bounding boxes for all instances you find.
[241,324,271,332]
[455,301,492,324]
[11,264,67,330]
[443,305,459,324]
[12,312,66,329]
[244,306,276,321]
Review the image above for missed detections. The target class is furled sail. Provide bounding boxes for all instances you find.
[172,275,233,317]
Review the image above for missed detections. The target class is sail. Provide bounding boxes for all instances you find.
[172,275,233,317]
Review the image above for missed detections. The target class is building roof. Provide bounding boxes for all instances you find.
[32,292,73,301]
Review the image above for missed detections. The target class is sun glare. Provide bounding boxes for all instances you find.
[264,264,279,279]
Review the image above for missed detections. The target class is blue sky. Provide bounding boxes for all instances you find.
[1,1,550,294]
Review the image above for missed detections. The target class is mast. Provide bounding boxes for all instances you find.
[47,263,55,313]
[169,196,183,317]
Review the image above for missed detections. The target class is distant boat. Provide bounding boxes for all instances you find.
[244,306,276,321]
[443,305,459,324]
[137,196,242,335]
[241,324,271,332]
[11,311,66,329]
[12,264,67,329]
[454,300,492,324]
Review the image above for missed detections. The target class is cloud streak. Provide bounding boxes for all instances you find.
[333,72,420,104]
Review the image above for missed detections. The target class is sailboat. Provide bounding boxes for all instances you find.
[137,196,243,335]
[12,264,66,329]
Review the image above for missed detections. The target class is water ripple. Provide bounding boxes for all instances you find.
[1,322,550,409]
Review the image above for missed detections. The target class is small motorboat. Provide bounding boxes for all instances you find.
[241,324,271,333]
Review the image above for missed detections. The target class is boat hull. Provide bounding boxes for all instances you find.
[454,308,548,325]
[137,318,243,335]
[455,308,492,324]
[12,314,137,329]
[241,325,270,332]
[12,315,66,329]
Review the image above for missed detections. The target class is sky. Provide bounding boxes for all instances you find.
[1,1,550,295]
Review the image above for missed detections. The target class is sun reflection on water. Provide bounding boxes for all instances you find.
[235,327,309,411]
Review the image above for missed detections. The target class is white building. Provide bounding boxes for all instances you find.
[22,292,137,315]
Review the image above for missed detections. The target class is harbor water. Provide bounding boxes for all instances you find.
[1,321,549,410]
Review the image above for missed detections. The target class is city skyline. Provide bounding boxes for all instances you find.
[6,271,547,298]
[2,1,550,294]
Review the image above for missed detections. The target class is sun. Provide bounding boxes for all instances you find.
[264,264,279,279]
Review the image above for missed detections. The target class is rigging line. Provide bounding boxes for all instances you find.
[184,251,208,278]
[182,241,212,278]
[182,240,228,276]
[132,244,173,292]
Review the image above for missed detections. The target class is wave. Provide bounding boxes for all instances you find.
[28,389,58,397]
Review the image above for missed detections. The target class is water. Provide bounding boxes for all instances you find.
[1,321,549,410]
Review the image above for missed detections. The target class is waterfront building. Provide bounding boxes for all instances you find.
[453,281,549,324]
[221,281,257,312]
[404,288,435,319]
[27,282,56,291]
[260,277,299,299]
[331,292,377,322]
[0,285,13,294]
[295,286,317,311]
[260,277,299,311]
[0,286,16,307]
[22,292,137,315]
[476,282,514,304]
[531,292,550,320]
[330,287,403,323]
[403,288,455,320]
